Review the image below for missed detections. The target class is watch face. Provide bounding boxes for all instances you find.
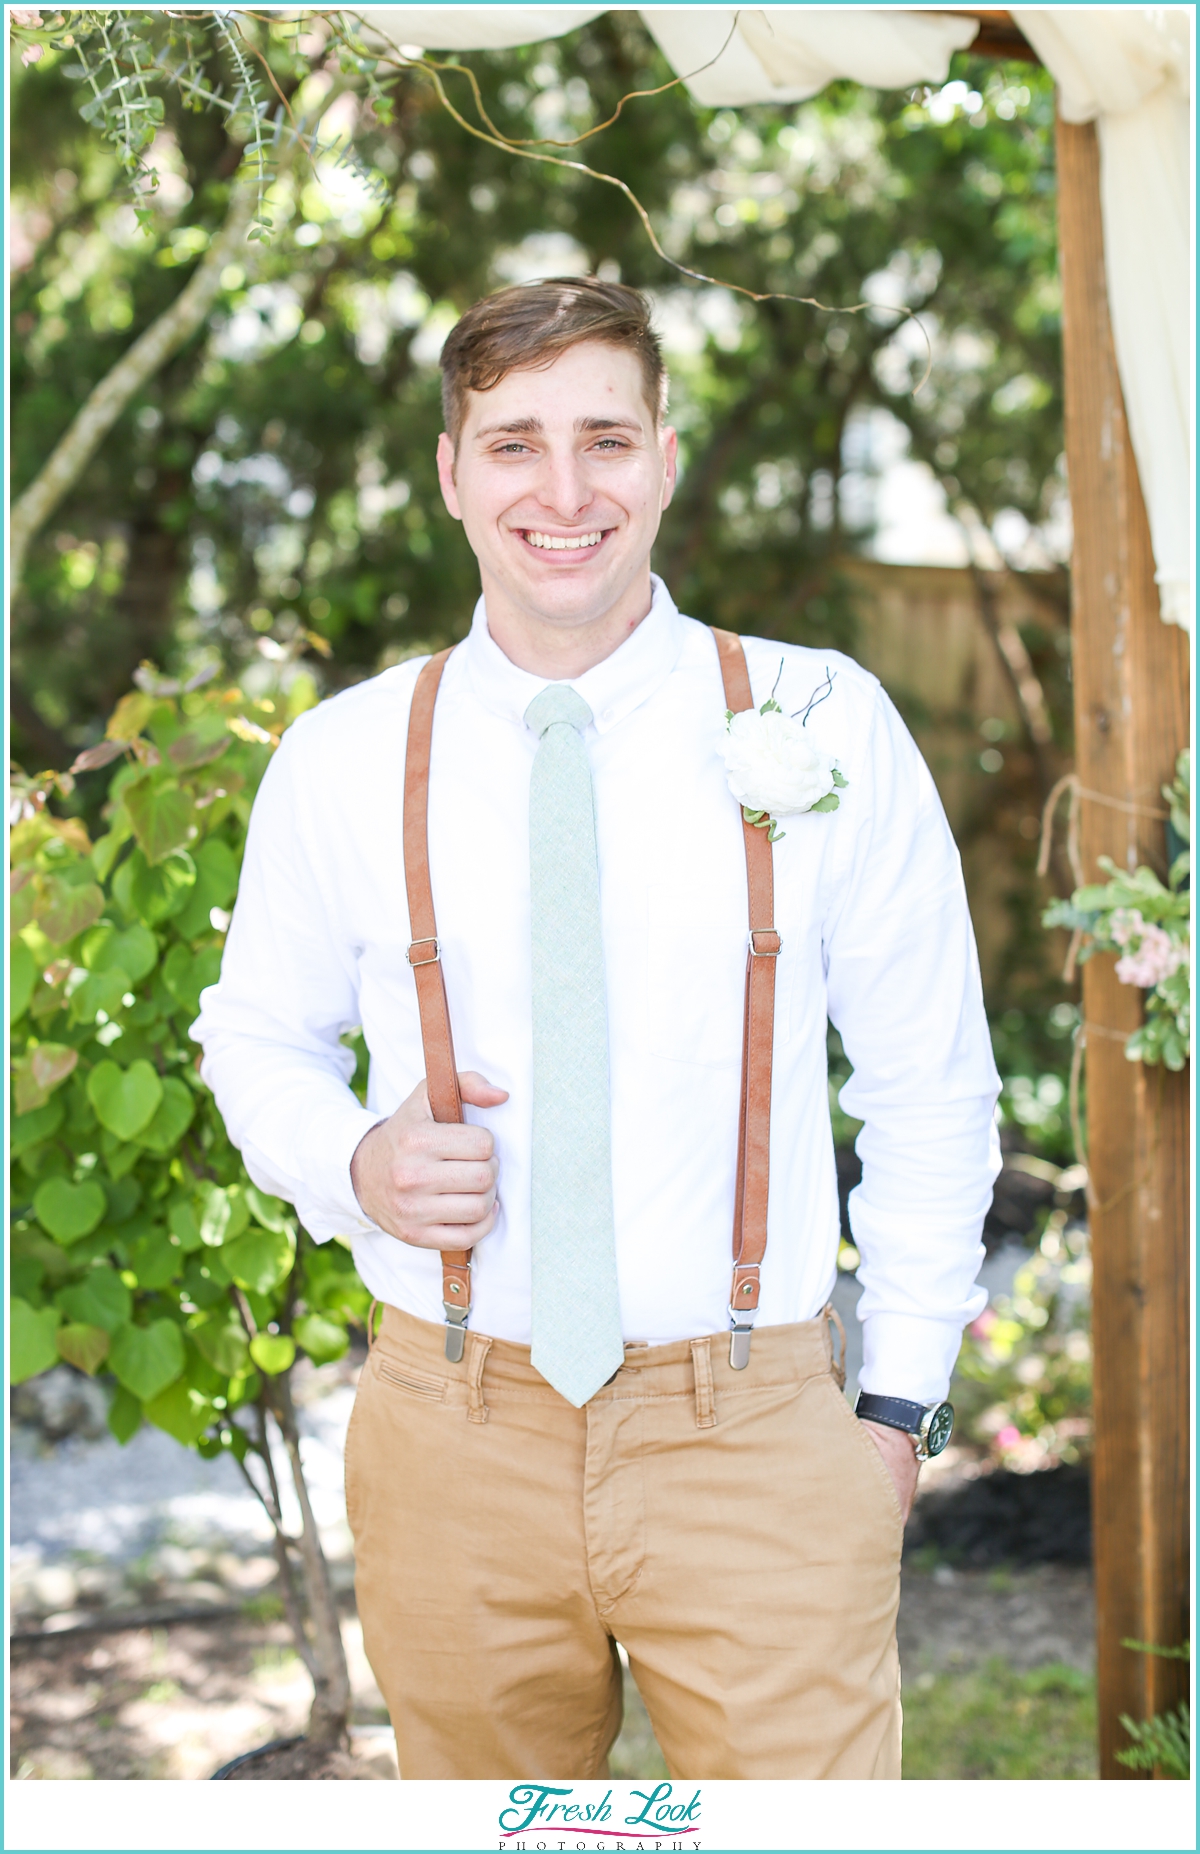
[922,1402,954,1458]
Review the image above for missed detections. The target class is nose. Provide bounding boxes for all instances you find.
[535,446,593,522]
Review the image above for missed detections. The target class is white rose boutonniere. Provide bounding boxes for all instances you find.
[718,665,847,842]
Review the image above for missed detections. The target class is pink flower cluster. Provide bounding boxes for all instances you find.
[1110,909,1187,989]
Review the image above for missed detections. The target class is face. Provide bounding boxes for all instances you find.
[437,340,677,639]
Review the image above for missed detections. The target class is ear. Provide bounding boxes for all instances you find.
[659,426,679,512]
[436,433,462,521]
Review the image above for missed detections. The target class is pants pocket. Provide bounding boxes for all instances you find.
[820,1375,905,1549]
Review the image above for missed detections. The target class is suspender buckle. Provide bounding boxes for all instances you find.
[407,938,441,967]
[443,1299,469,1362]
[748,929,782,957]
[728,1315,757,1371]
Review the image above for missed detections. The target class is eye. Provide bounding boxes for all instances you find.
[493,441,531,455]
[591,437,627,452]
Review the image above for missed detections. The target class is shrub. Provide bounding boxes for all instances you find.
[9,665,364,1747]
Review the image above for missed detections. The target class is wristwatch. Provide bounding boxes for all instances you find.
[855,1392,954,1462]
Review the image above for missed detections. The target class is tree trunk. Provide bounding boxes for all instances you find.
[270,1373,353,1749]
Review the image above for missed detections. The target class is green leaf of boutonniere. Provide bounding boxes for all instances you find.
[810,793,840,813]
[742,807,766,824]
[831,768,848,788]
[759,698,783,715]
[766,819,785,842]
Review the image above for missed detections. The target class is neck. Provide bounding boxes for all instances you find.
[480,571,654,680]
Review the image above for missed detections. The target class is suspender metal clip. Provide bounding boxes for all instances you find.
[443,1300,469,1362]
[728,1298,759,1371]
[407,937,441,967]
[748,929,782,957]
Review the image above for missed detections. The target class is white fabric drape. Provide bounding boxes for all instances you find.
[357,6,1193,628]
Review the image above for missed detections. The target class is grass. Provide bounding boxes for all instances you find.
[609,1660,1098,1780]
[902,1658,1098,1779]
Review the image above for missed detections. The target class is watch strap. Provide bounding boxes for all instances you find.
[855,1392,927,1434]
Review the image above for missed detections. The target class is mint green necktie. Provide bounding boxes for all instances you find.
[524,685,623,1407]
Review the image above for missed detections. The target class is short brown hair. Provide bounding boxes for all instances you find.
[439,277,667,447]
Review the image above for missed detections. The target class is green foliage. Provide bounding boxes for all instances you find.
[11,15,1063,781]
[1116,1705,1191,1779]
[901,1659,1097,1780]
[1043,754,1191,1070]
[8,680,371,1470]
[1116,1639,1191,1779]
[955,1216,1092,1467]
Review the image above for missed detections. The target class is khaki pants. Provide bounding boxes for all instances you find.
[345,1304,903,1779]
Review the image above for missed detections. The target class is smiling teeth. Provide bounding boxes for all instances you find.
[525,531,603,550]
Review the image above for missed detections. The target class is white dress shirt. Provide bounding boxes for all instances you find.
[194,577,999,1403]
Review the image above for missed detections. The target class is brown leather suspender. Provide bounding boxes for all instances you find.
[401,628,778,1370]
[403,647,472,1360]
[710,628,780,1367]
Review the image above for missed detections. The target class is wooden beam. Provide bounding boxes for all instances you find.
[1056,116,1191,1780]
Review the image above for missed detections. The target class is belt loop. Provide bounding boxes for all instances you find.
[824,1302,847,1392]
[690,1337,717,1429]
[465,1331,493,1425]
[367,1298,381,1352]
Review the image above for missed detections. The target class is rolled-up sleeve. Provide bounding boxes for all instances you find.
[191,719,381,1242]
[824,687,1000,1404]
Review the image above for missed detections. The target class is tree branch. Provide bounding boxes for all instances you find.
[10,183,256,587]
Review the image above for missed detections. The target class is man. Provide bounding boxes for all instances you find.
[195,277,999,1780]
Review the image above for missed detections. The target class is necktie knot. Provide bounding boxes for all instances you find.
[525,684,593,739]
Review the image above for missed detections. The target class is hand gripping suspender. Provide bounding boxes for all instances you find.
[402,630,778,1370]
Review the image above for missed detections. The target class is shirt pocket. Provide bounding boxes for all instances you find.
[645,881,791,1067]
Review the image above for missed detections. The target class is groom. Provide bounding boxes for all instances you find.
[196,277,1000,1779]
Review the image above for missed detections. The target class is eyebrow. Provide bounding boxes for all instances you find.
[473,414,645,439]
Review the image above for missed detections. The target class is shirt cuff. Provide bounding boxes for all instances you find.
[858,1312,967,1406]
[288,1097,385,1241]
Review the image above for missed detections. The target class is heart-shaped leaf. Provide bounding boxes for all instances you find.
[249,1332,296,1376]
[82,921,157,983]
[127,1228,181,1290]
[9,1298,62,1383]
[134,1075,194,1154]
[125,778,196,866]
[58,1264,132,1333]
[107,1384,143,1445]
[11,1098,65,1156]
[244,1185,294,1234]
[224,1225,295,1295]
[106,691,158,742]
[112,848,196,927]
[10,939,36,1020]
[197,1182,250,1248]
[87,1058,163,1140]
[191,1314,251,1378]
[293,1313,349,1365]
[56,1322,111,1376]
[173,838,241,940]
[35,876,106,946]
[69,965,131,1026]
[144,1378,214,1445]
[14,1043,79,1112]
[108,1318,185,1402]
[33,1176,108,1245]
[162,943,223,1017]
[168,1197,203,1253]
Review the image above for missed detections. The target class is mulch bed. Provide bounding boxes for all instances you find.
[905,1463,1092,1565]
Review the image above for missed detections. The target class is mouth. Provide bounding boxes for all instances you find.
[517,527,613,558]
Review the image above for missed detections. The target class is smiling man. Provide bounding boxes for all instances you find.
[195,278,1000,1780]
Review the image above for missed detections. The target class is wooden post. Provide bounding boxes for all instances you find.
[1056,116,1191,1778]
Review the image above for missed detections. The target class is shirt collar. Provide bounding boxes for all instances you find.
[464,575,686,736]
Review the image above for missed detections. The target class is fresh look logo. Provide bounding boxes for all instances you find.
[498,1781,702,1847]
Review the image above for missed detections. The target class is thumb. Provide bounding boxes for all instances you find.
[457,1070,509,1108]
